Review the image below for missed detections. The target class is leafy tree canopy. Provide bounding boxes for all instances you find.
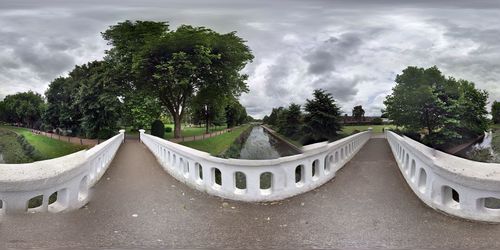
[352,105,365,121]
[303,89,343,143]
[1,91,45,128]
[103,21,254,138]
[384,66,489,147]
[492,101,500,124]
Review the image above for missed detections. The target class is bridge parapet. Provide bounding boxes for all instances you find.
[0,131,125,215]
[140,130,371,202]
[386,130,500,222]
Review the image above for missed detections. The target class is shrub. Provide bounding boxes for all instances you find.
[372,117,383,125]
[16,135,41,160]
[165,126,173,133]
[97,128,115,139]
[151,120,165,138]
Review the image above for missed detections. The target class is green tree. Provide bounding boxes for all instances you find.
[303,89,342,143]
[266,107,284,127]
[121,90,162,130]
[0,100,6,122]
[456,79,489,134]
[44,77,82,133]
[278,103,302,140]
[493,101,500,124]
[225,99,247,128]
[191,87,228,133]
[384,66,488,147]
[352,105,365,122]
[262,115,269,124]
[76,61,122,139]
[2,91,45,128]
[103,21,253,138]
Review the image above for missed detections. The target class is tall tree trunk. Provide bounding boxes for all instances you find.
[173,114,182,138]
[205,114,209,134]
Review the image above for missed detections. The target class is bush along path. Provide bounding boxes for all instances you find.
[0,128,35,163]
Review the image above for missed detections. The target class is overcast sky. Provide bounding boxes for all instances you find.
[1,0,500,118]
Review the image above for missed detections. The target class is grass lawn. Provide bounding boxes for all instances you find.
[164,124,227,139]
[180,125,251,156]
[341,124,397,135]
[1,126,88,160]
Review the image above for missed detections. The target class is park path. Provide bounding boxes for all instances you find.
[30,128,98,146]
[168,127,233,143]
[1,137,500,249]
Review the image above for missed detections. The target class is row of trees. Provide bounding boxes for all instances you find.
[0,21,254,139]
[0,91,45,128]
[103,21,254,138]
[493,101,500,124]
[384,66,490,148]
[263,89,343,144]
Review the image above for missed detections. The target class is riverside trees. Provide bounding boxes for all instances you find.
[263,89,343,144]
[384,66,489,148]
[0,91,45,128]
[493,101,500,124]
[103,21,253,138]
[19,20,252,139]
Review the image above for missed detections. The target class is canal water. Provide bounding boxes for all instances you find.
[458,131,500,163]
[239,126,300,160]
[0,153,4,164]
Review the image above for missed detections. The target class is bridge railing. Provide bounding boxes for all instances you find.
[140,129,371,202]
[386,130,500,222]
[0,130,125,215]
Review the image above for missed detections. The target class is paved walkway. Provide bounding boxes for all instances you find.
[1,138,500,249]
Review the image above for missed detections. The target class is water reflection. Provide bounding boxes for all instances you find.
[239,126,299,160]
[459,131,500,163]
[0,153,4,164]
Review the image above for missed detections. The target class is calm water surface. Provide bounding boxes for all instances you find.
[459,131,500,163]
[239,126,299,160]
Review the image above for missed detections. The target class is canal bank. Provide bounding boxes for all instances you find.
[223,125,301,160]
[457,129,500,163]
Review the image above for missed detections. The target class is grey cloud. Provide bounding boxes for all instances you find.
[1,0,500,118]
[305,33,363,75]
[312,74,360,102]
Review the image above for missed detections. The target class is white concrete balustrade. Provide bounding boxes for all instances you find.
[386,130,500,222]
[0,130,125,215]
[140,129,371,202]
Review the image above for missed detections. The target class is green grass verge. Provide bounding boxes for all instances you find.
[164,124,227,139]
[180,125,251,156]
[1,126,87,160]
[341,124,397,135]
[263,126,303,148]
[0,128,32,163]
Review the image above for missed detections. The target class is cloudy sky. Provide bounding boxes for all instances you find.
[1,0,500,118]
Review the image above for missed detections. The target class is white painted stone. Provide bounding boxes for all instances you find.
[0,131,125,215]
[140,130,371,202]
[386,130,500,222]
